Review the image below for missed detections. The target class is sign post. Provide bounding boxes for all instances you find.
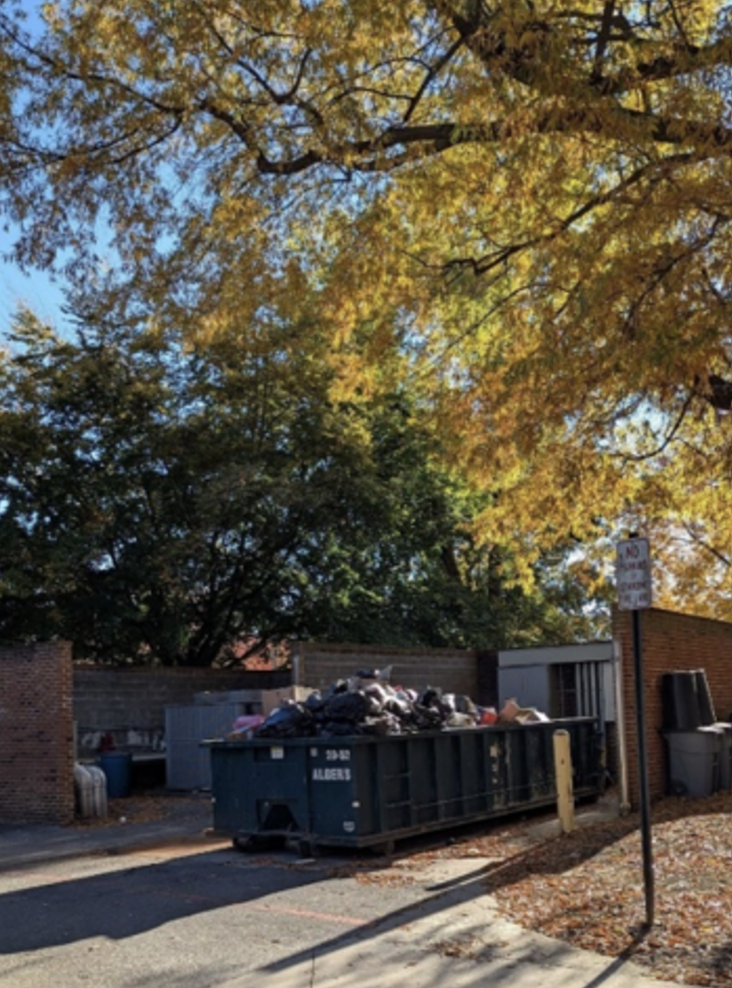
[616,535,654,928]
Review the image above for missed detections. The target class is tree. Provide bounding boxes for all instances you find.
[1,2,731,603]
[0,309,604,662]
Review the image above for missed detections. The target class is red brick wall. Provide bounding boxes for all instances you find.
[0,641,75,824]
[613,607,732,806]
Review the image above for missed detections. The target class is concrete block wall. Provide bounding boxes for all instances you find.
[0,641,75,824]
[292,641,479,698]
[73,667,291,756]
[613,607,732,807]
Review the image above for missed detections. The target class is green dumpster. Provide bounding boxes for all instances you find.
[210,717,602,854]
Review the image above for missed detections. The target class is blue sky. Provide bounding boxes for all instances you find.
[0,258,66,330]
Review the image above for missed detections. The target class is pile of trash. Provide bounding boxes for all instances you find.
[229,669,548,740]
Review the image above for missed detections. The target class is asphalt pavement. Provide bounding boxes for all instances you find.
[0,794,680,988]
[0,793,218,871]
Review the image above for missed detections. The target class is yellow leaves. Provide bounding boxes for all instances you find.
[8,0,732,603]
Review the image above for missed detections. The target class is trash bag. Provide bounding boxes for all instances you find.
[394,688,418,705]
[455,694,478,718]
[323,690,371,723]
[322,679,350,699]
[364,682,389,707]
[411,704,444,731]
[356,713,401,736]
[230,714,266,739]
[319,720,357,736]
[419,686,443,709]
[304,691,325,714]
[254,671,487,739]
[384,695,413,720]
[446,712,476,729]
[256,703,314,738]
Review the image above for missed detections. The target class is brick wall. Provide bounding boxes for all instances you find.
[292,641,479,698]
[613,607,732,806]
[73,666,292,756]
[0,641,75,824]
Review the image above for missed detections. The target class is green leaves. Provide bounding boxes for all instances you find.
[0,310,604,662]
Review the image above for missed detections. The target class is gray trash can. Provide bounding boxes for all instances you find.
[664,727,721,797]
[713,722,732,790]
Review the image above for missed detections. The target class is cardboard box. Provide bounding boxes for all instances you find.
[260,686,313,716]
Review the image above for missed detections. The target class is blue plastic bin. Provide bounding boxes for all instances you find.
[100,752,133,799]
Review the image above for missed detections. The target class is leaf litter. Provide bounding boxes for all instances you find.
[351,791,732,986]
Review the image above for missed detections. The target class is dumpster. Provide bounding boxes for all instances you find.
[210,718,602,854]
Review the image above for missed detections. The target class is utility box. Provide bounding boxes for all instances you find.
[166,702,251,790]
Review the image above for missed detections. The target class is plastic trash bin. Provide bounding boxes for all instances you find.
[664,727,721,797]
[661,670,716,730]
[714,722,732,790]
[100,751,133,799]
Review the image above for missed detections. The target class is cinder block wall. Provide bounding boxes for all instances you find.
[613,607,732,806]
[0,641,75,824]
[73,667,291,755]
[292,641,479,698]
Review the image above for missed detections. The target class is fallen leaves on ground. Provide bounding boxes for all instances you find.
[482,794,732,987]
[353,792,732,987]
[433,934,489,959]
[67,794,205,830]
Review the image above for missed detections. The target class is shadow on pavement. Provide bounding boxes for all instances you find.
[0,845,324,954]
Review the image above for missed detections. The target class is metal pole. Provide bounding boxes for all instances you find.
[613,640,631,813]
[632,607,654,927]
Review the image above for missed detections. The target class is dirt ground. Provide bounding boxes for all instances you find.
[67,789,211,830]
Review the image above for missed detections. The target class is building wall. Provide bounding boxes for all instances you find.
[497,642,616,720]
[292,641,479,698]
[9,613,732,821]
[498,665,552,713]
[73,666,291,756]
[613,607,732,806]
[0,641,75,824]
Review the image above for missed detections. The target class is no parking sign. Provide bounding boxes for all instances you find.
[616,537,652,610]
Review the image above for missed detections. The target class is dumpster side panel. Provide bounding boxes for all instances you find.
[566,718,603,795]
[405,735,436,827]
[211,741,310,837]
[210,718,603,850]
[308,741,365,840]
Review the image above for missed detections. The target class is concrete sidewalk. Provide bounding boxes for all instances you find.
[0,794,679,988]
[238,849,679,988]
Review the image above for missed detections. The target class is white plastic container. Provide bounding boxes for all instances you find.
[74,762,108,818]
[74,763,94,818]
[86,765,108,818]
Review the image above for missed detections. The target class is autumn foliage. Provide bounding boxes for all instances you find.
[1,2,732,614]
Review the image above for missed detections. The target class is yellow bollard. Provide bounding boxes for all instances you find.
[553,729,575,834]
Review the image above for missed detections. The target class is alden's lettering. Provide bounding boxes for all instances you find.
[312,766,352,781]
